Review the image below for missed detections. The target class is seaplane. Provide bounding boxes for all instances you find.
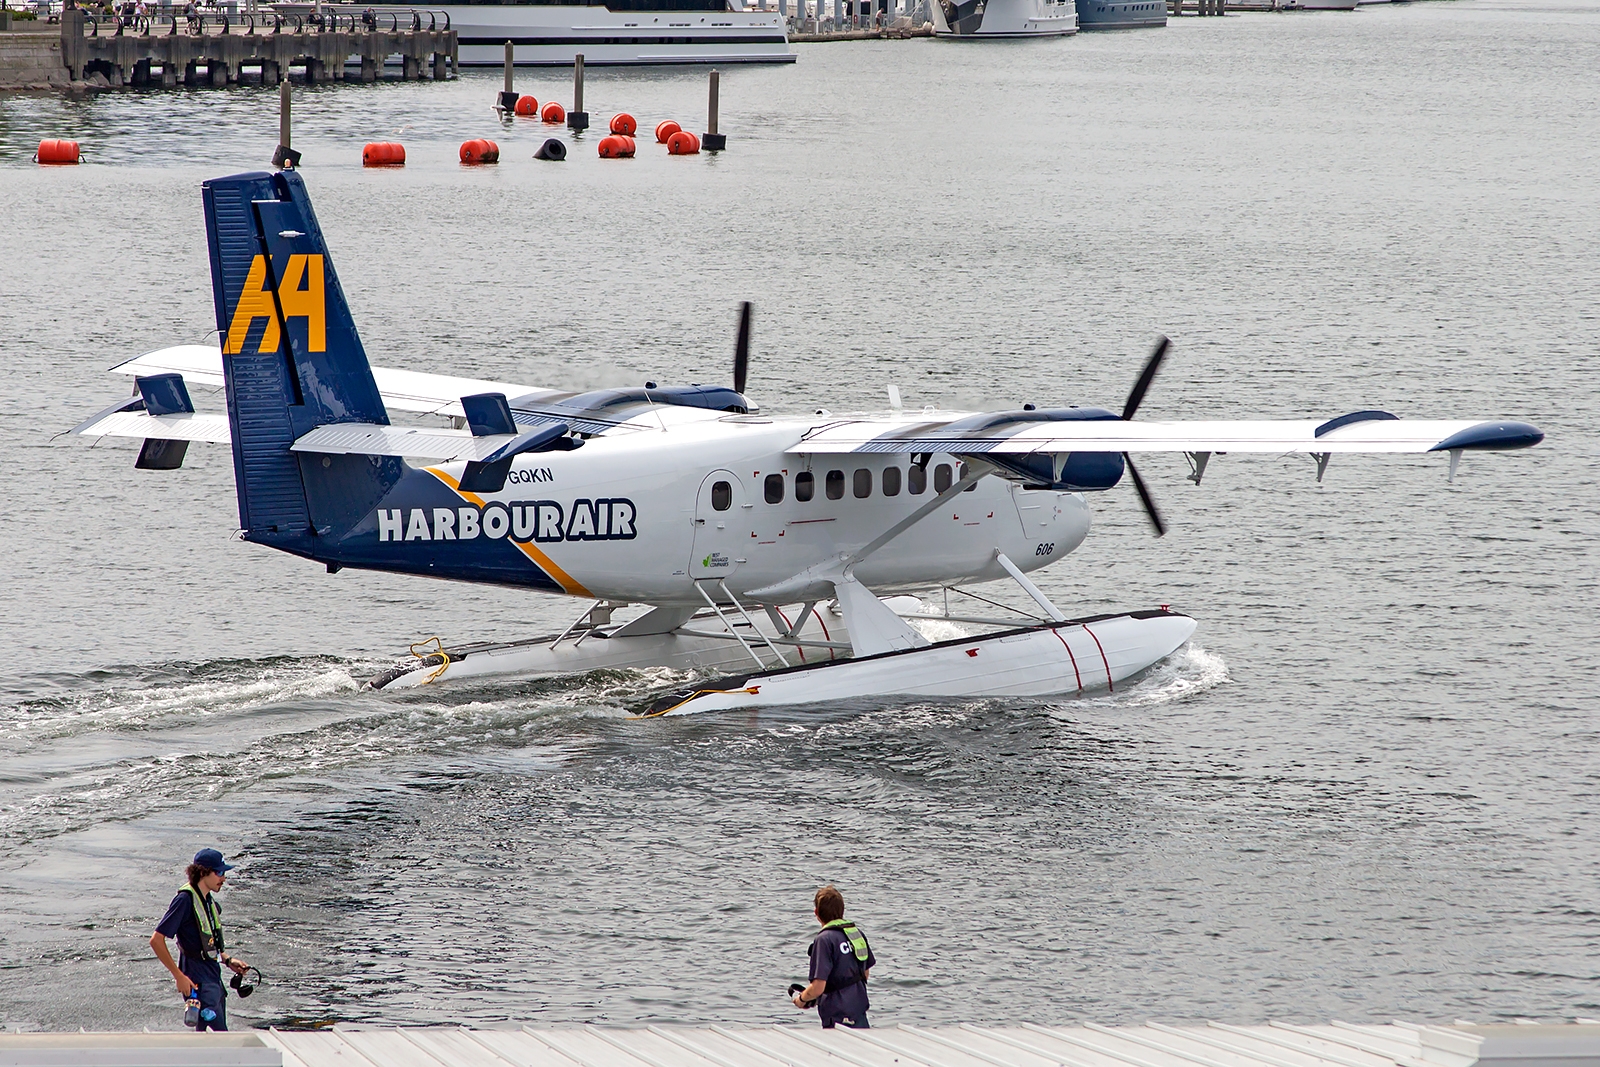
[69,170,1545,715]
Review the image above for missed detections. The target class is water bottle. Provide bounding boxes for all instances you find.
[182,991,200,1028]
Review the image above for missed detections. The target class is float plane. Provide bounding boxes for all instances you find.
[69,171,1545,714]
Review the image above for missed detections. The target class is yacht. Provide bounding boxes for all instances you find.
[415,0,795,64]
[1075,0,1164,29]
[931,0,1077,36]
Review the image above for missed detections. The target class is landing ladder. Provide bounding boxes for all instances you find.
[695,580,791,671]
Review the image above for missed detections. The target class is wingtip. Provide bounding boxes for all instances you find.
[1429,420,1545,452]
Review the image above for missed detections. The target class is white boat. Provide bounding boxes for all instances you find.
[931,0,1077,37]
[418,2,795,65]
[1293,0,1358,9]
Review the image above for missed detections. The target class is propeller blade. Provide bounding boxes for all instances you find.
[733,301,752,396]
[1123,453,1166,538]
[1120,334,1170,422]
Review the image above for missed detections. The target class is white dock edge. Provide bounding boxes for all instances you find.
[0,1031,279,1067]
[9,1021,1600,1067]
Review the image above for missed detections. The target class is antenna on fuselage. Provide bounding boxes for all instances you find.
[733,301,752,396]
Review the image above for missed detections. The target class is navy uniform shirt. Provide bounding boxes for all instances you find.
[155,889,223,983]
[809,925,875,1023]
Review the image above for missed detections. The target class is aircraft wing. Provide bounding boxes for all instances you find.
[105,344,564,419]
[792,410,1545,455]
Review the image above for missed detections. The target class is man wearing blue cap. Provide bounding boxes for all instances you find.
[149,849,251,1031]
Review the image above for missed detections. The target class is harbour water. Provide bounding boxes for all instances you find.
[1,0,1598,1033]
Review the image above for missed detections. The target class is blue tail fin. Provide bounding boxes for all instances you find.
[202,170,390,550]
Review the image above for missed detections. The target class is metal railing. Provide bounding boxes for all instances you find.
[80,3,447,36]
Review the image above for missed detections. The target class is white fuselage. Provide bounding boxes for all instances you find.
[414,409,1092,605]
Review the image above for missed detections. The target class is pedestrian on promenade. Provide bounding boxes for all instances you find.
[791,885,875,1030]
[149,848,252,1032]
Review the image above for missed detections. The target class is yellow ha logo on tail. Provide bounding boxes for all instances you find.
[223,254,327,355]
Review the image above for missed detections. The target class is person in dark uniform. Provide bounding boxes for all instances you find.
[791,885,875,1029]
[149,848,251,1031]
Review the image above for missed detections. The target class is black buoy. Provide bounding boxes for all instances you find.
[534,138,567,161]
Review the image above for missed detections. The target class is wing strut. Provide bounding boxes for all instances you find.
[993,551,1067,623]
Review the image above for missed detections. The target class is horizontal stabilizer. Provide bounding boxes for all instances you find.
[288,422,513,462]
[107,344,564,421]
[69,409,232,444]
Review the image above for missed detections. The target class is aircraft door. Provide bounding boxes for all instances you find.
[691,470,749,579]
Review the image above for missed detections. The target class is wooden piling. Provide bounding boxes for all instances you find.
[702,69,725,151]
[272,78,300,169]
[567,53,589,131]
[497,40,516,110]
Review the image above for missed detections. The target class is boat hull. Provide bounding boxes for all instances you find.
[439,4,795,65]
[1075,0,1166,29]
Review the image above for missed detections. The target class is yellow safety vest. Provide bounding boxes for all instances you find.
[178,883,223,961]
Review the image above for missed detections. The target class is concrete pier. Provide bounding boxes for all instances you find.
[7,8,457,90]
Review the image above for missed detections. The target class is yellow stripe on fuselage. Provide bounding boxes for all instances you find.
[424,467,593,597]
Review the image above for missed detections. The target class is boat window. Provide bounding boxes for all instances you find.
[826,470,845,500]
[961,461,975,490]
[882,466,902,497]
[908,464,927,495]
[711,480,731,511]
[853,469,872,498]
[764,473,784,505]
[934,463,952,493]
[795,471,815,502]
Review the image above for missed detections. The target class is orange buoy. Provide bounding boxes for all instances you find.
[541,101,566,124]
[35,139,81,165]
[362,142,406,166]
[460,138,500,164]
[654,120,681,144]
[609,113,637,136]
[514,94,539,117]
[599,135,636,158]
[666,130,700,156]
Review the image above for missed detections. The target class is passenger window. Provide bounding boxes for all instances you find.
[908,464,927,495]
[712,480,731,511]
[764,473,784,504]
[853,469,872,499]
[882,466,902,497]
[961,461,975,490]
[934,463,952,493]
[826,470,845,500]
[795,471,814,502]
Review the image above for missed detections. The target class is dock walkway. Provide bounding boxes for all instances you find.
[9,1020,1595,1067]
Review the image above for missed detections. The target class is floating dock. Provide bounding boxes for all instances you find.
[5,1020,1600,1067]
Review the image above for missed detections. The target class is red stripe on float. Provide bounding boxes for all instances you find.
[1082,624,1113,693]
[1052,628,1083,693]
